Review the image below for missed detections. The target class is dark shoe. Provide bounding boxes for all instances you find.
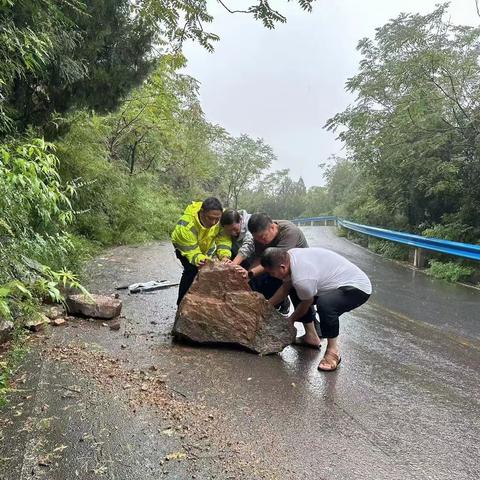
[276,297,291,315]
[294,337,322,350]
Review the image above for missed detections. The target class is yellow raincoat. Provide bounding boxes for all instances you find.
[171,201,232,266]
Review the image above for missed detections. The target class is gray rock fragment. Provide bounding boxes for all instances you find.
[66,294,122,319]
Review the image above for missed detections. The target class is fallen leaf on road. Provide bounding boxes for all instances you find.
[93,465,108,474]
[165,452,186,461]
[38,455,51,466]
[53,445,68,452]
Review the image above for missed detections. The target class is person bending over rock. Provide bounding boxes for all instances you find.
[260,247,372,372]
[238,213,316,321]
[171,197,232,305]
[219,209,253,262]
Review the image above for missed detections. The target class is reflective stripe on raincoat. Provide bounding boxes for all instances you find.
[171,201,232,266]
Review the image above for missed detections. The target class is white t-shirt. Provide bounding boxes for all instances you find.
[288,248,372,300]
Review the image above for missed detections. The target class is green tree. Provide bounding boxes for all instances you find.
[326,4,480,239]
[2,0,318,134]
[218,134,275,208]
[302,186,331,217]
[241,169,308,219]
[4,0,159,132]
[138,0,317,51]
[0,0,85,135]
[55,54,228,243]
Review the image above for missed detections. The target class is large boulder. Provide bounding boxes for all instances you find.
[66,294,122,319]
[172,263,295,355]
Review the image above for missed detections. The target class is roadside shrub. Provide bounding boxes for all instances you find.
[422,222,476,243]
[0,137,86,324]
[0,137,90,406]
[426,260,474,283]
[368,239,409,261]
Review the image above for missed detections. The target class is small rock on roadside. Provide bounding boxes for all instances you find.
[38,457,51,467]
[0,319,14,344]
[109,321,121,331]
[66,294,122,319]
[25,314,50,332]
[41,304,64,320]
[52,318,66,326]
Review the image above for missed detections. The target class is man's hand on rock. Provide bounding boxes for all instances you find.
[198,259,207,268]
[233,265,248,278]
[220,257,232,264]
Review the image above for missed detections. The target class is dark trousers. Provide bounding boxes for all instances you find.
[175,250,198,306]
[249,273,317,323]
[316,286,370,338]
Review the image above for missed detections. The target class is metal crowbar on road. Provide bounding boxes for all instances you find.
[115,280,179,294]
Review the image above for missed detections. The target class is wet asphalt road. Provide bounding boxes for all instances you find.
[1,227,479,480]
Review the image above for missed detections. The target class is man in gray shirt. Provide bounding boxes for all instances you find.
[239,213,316,325]
[244,216,308,271]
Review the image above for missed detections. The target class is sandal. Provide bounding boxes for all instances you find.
[317,350,342,372]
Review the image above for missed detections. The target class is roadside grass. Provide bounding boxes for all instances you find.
[426,260,474,283]
[0,328,29,407]
[367,238,409,261]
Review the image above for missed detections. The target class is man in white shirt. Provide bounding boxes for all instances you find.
[261,247,372,372]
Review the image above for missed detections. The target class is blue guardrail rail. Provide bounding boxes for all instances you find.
[292,217,480,262]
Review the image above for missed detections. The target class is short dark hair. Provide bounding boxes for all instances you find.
[260,247,288,269]
[248,213,273,234]
[220,209,241,226]
[201,197,223,212]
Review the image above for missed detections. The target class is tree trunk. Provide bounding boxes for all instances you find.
[129,140,138,175]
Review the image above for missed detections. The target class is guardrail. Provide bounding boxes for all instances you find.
[292,216,337,226]
[292,216,480,266]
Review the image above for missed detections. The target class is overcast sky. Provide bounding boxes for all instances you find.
[182,0,477,187]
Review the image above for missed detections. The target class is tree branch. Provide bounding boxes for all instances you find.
[217,0,250,14]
